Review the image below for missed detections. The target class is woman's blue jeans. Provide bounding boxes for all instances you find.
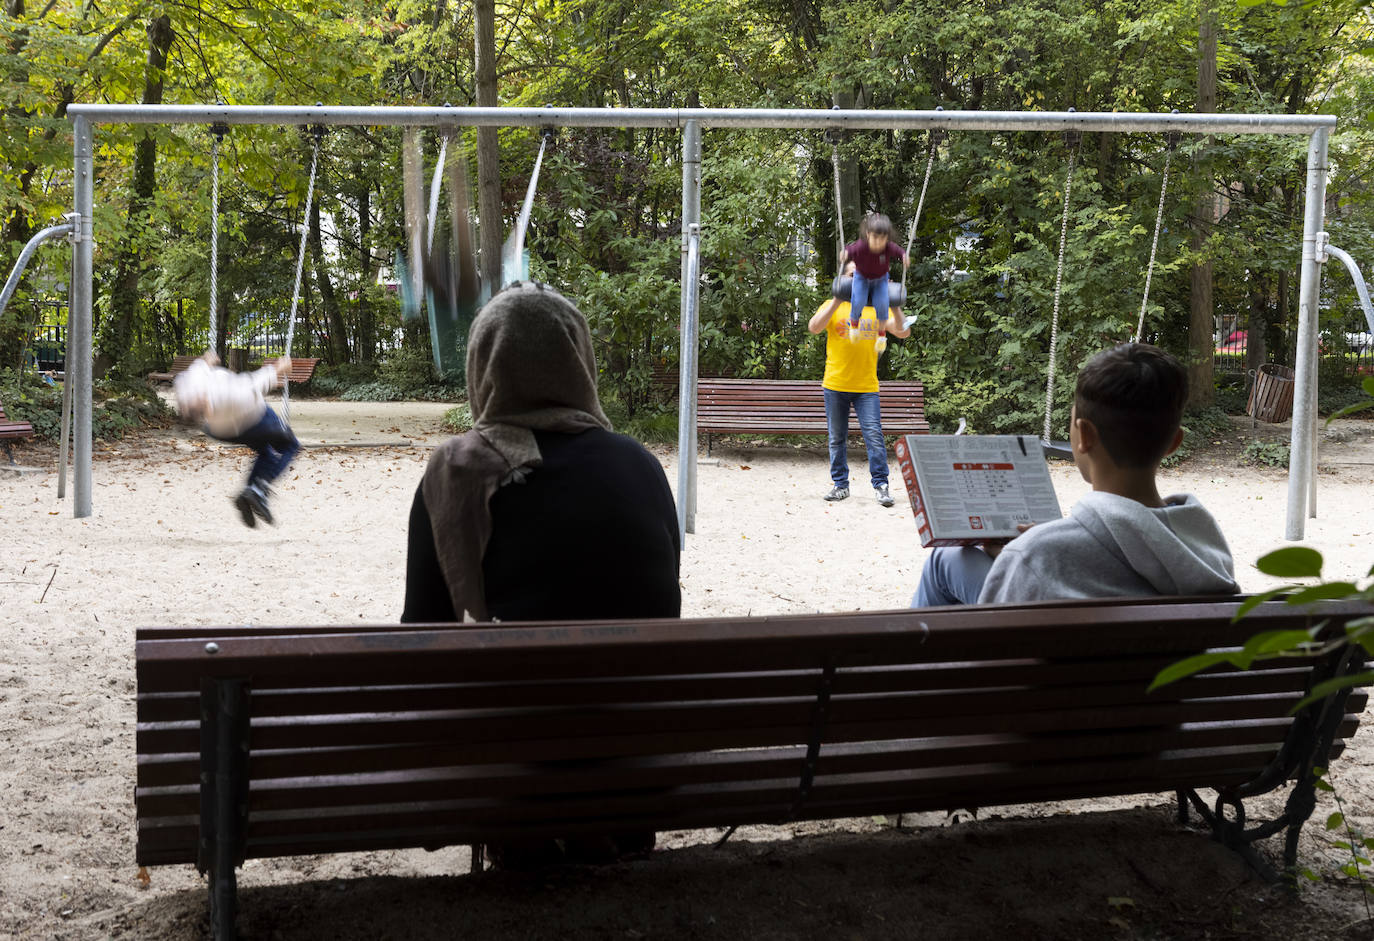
[823,389,887,490]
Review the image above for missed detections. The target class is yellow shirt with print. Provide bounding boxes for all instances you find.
[821,301,886,394]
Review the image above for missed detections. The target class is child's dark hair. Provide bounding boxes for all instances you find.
[862,213,893,239]
[1074,343,1188,468]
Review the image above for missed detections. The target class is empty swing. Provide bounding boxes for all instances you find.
[1039,127,1178,459]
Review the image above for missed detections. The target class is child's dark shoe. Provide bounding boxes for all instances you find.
[233,490,257,528]
[243,485,273,525]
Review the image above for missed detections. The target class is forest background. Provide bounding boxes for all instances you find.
[2,0,1373,439]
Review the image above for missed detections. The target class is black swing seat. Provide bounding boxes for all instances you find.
[831,275,907,310]
[1042,439,1074,461]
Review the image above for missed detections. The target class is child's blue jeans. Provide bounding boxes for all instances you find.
[212,409,300,488]
[849,271,890,326]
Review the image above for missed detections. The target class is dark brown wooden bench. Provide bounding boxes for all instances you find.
[0,399,34,463]
[146,354,201,385]
[249,356,321,384]
[135,597,1370,938]
[695,378,928,451]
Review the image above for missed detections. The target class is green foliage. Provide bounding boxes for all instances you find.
[339,346,462,402]
[441,403,472,434]
[0,368,169,441]
[1161,406,1233,467]
[1241,438,1290,467]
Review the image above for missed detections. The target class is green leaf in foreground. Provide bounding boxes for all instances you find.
[1286,582,1362,605]
[1290,670,1374,714]
[1233,585,1293,621]
[1257,546,1324,579]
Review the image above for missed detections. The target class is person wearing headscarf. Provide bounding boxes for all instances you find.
[403,281,680,624]
[402,282,680,869]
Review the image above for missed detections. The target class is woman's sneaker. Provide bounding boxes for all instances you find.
[824,485,850,502]
[875,484,895,507]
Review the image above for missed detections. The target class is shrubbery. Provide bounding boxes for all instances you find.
[0,368,170,441]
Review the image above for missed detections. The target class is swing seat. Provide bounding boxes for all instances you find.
[830,276,906,310]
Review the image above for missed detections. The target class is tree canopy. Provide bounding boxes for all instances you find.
[2,0,1371,432]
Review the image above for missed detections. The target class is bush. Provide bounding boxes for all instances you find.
[1162,406,1233,467]
[0,368,170,441]
[1242,438,1290,467]
[339,347,464,402]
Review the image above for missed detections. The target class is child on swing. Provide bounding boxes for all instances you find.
[841,212,907,349]
[174,350,299,528]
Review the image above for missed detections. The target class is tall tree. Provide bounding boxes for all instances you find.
[1189,0,1218,407]
[474,0,501,292]
[97,13,174,375]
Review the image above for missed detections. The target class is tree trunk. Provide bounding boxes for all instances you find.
[355,166,375,364]
[474,0,502,294]
[98,14,173,376]
[309,193,350,364]
[831,88,860,252]
[1187,0,1217,408]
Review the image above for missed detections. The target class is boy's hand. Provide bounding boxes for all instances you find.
[275,356,293,377]
[843,261,856,275]
[979,523,1035,559]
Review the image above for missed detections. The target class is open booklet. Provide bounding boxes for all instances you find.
[894,434,1064,547]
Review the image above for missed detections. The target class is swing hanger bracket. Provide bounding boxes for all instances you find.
[210,121,229,141]
[306,123,327,143]
[1062,128,1082,151]
[540,125,556,143]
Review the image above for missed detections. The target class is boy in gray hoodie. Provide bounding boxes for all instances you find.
[913,343,1239,606]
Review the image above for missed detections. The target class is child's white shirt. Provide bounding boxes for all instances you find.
[174,359,280,438]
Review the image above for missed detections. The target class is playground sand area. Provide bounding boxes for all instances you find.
[2,407,1374,940]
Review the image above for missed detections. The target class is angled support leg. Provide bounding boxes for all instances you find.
[198,679,251,941]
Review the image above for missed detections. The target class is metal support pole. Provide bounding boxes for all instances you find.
[676,120,702,546]
[72,116,94,519]
[1285,129,1329,540]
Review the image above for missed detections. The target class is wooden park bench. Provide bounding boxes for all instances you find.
[147,355,321,386]
[249,356,321,385]
[135,597,1370,939]
[0,399,34,463]
[145,355,201,385]
[695,378,928,452]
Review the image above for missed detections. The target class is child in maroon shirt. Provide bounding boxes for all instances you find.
[841,213,907,346]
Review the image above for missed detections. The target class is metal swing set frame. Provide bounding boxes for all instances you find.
[54,104,1352,545]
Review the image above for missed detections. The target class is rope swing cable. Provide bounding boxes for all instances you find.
[208,122,227,354]
[900,127,943,299]
[281,125,324,420]
[1043,128,1081,445]
[829,131,846,264]
[1132,129,1180,343]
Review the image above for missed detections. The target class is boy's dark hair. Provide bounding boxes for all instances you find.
[1074,343,1188,468]
[863,213,893,239]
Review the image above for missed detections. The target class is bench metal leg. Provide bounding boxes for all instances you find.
[198,679,251,940]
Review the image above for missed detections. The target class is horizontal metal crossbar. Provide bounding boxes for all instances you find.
[66,104,1336,136]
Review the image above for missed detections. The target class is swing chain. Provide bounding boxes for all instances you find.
[1134,137,1176,343]
[283,126,325,418]
[901,129,941,295]
[1044,148,1077,444]
[208,126,224,355]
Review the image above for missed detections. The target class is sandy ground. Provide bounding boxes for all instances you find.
[2,407,1373,940]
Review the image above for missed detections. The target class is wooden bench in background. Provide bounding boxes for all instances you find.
[250,356,321,385]
[145,355,200,385]
[0,399,34,463]
[147,355,321,386]
[695,378,928,452]
[134,597,1371,939]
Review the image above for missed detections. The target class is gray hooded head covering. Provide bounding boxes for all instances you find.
[419,282,611,621]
